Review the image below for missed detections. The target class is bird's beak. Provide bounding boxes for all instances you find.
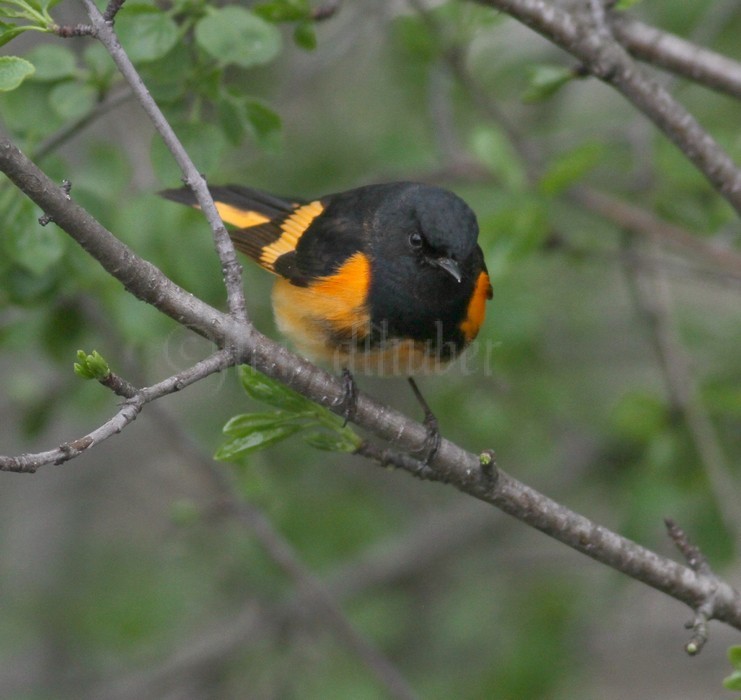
[431,256,462,283]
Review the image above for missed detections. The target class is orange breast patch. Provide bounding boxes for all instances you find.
[271,252,372,363]
[459,270,492,342]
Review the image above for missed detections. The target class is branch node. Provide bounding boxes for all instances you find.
[38,180,73,226]
[55,436,93,464]
[665,517,719,655]
[479,449,497,473]
[53,23,96,38]
[99,372,138,399]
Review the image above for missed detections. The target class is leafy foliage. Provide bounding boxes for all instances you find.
[216,365,360,462]
[1,0,740,697]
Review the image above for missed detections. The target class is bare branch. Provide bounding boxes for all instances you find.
[34,89,133,162]
[571,187,741,279]
[0,350,233,473]
[81,0,248,323]
[619,235,741,549]
[611,14,741,100]
[473,0,741,216]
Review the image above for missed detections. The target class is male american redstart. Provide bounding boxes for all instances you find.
[161,181,492,459]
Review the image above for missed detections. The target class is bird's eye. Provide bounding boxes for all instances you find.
[409,231,423,249]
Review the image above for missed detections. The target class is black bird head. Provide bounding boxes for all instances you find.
[370,182,480,285]
[365,182,486,349]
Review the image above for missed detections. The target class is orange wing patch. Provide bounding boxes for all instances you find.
[213,202,271,228]
[460,270,492,342]
[259,200,325,270]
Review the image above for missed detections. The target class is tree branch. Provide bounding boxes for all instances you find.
[571,186,741,279]
[611,13,741,100]
[473,0,741,216]
[619,235,741,548]
[2,134,741,641]
[0,350,233,473]
[80,0,249,324]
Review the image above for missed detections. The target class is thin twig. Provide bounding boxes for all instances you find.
[571,186,741,279]
[619,234,741,551]
[81,0,249,324]
[0,350,233,473]
[610,13,741,100]
[34,89,133,162]
[104,0,127,22]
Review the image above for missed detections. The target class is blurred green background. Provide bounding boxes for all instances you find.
[2,0,741,697]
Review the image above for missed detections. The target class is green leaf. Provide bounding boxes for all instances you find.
[523,64,575,103]
[0,55,34,91]
[614,0,643,9]
[729,645,741,670]
[393,15,437,63]
[26,44,77,81]
[84,42,116,85]
[217,95,247,144]
[239,365,313,413]
[49,81,96,121]
[244,98,282,146]
[293,20,316,50]
[723,670,741,691]
[254,0,310,22]
[195,7,282,68]
[4,200,65,275]
[222,410,309,437]
[0,7,33,20]
[24,0,61,11]
[469,125,527,192]
[538,142,604,196]
[149,121,227,185]
[116,5,179,63]
[0,22,29,48]
[1,81,64,135]
[214,422,303,462]
[610,392,668,444]
[480,193,550,278]
[303,430,359,453]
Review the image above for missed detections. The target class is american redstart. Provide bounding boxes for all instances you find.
[160,181,492,375]
[161,181,492,461]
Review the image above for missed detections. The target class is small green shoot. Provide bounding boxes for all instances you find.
[73,349,110,380]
